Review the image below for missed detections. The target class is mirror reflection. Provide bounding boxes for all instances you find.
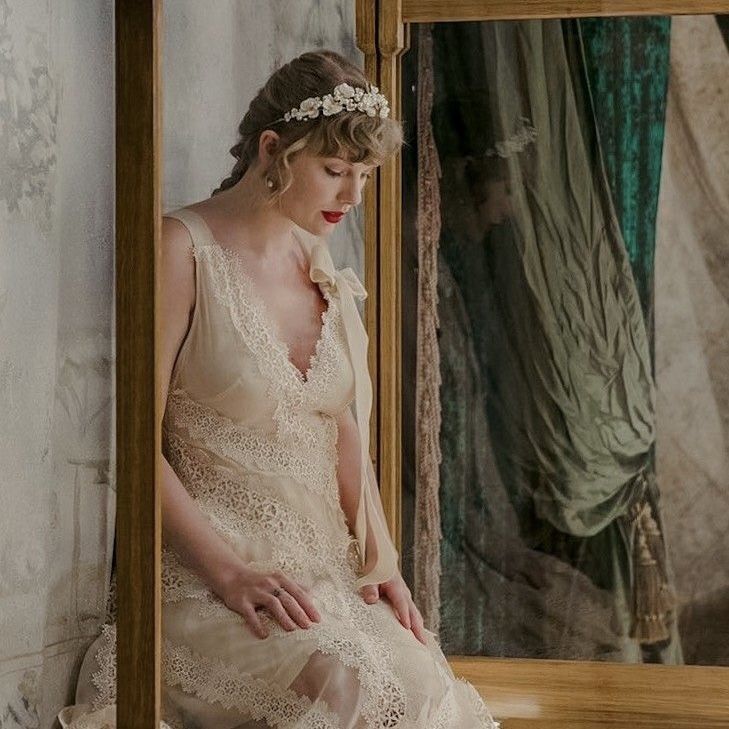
[401,13,729,666]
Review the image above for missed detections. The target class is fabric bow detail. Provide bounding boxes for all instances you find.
[309,243,367,301]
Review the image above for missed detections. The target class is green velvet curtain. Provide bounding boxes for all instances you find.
[580,16,672,347]
[427,18,682,662]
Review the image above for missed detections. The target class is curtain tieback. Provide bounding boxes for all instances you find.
[627,471,677,644]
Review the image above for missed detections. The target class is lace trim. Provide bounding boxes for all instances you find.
[430,689,457,729]
[162,638,341,729]
[200,496,357,580]
[460,678,501,728]
[162,548,228,618]
[253,580,407,728]
[203,244,299,388]
[164,431,358,585]
[203,244,347,454]
[206,242,338,386]
[297,299,350,410]
[84,584,495,728]
[296,622,406,727]
[90,623,117,711]
[165,388,340,509]
[74,620,338,729]
[161,434,407,726]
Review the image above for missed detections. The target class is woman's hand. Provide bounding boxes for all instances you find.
[360,573,428,645]
[215,565,321,640]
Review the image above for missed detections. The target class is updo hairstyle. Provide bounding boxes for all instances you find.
[212,50,403,203]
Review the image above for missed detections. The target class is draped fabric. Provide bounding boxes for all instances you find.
[579,16,672,335]
[473,21,657,539]
[416,18,680,659]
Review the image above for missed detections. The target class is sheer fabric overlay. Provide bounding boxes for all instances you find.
[57,207,499,728]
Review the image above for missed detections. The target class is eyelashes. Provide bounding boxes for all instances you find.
[325,167,372,181]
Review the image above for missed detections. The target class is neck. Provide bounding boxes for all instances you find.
[212,166,298,258]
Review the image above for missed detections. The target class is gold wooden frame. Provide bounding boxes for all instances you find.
[116,0,162,726]
[362,0,729,726]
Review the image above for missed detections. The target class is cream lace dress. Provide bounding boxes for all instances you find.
[57,208,500,729]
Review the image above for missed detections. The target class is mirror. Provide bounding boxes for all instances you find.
[400,12,729,666]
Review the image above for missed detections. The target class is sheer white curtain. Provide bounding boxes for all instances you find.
[0,1,115,725]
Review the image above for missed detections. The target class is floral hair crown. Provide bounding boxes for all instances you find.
[272,82,390,124]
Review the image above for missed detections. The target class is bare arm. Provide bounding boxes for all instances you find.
[335,405,427,644]
[158,217,243,595]
[159,216,320,637]
[334,406,388,571]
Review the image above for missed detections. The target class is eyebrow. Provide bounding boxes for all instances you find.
[328,158,375,171]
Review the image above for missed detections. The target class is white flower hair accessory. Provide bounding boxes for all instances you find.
[273,82,390,123]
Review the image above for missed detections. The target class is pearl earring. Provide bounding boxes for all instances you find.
[266,177,274,189]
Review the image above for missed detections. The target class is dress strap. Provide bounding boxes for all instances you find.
[163,208,215,252]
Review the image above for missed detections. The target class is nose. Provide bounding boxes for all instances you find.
[339,175,365,207]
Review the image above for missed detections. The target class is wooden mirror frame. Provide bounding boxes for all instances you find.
[113,0,729,726]
[116,1,161,726]
[360,0,729,726]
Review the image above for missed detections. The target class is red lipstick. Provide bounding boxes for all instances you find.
[322,211,345,224]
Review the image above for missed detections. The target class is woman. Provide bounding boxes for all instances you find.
[58,50,499,728]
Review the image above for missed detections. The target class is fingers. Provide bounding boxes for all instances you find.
[224,569,324,639]
[360,584,379,604]
[386,590,410,629]
[394,597,428,645]
[279,577,321,623]
[277,589,314,629]
[409,605,428,645]
[241,604,268,640]
[250,572,323,637]
[259,593,298,632]
[383,584,427,645]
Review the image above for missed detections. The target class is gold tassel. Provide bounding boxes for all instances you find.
[628,475,676,644]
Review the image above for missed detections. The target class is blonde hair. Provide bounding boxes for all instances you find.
[212,50,403,202]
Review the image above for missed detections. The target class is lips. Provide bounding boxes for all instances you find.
[322,211,345,224]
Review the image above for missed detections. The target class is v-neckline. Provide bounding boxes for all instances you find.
[188,209,332,386]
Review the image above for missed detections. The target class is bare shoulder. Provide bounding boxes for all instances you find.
[161,213,194,256]
[160,214,196,316]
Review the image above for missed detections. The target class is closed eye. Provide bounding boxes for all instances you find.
[326,167,373,181]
